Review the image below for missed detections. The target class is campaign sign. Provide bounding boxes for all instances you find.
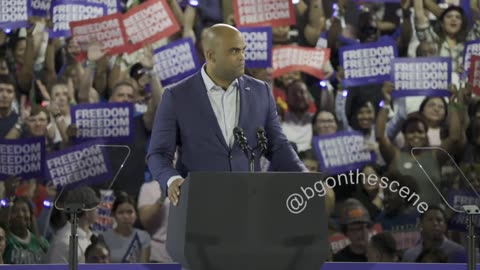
[0,137,45,180]
[272,45,330,79]
[391,57,452,98]
[447,190,480,232]
[86,0,120,14]
[234,0,296,27]
[312,131,375,175]
[92,189,115,233]
[45,140,112,189]
[153,38,200,87]
[469,55,480,95]
[31,0,50,17]
[0,0,31,30]
[123,0,180,53]
[50,0,107,38]
[239,27,272,68]
[464,40,480,75]
[70,13,128,55]
[71,102,135,144]
[340,38,398,87]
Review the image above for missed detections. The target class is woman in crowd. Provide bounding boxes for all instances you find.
[1,197,49,264]
[85,235,111,264]
[102,192,151,263]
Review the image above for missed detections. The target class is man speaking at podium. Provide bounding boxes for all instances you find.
[147,24,307,206]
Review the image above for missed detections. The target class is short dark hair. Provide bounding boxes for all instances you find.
[420,204,446,222]
[370,232,397,257]
[30,105,51,123]
[401,112,429,135]
[85,234,110,259]
[0,74,16,89]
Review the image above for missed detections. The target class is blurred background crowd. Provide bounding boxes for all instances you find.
[0,0,480,266]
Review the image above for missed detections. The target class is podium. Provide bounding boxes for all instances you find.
[166,172,329,270]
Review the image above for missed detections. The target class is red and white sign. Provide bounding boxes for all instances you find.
[234,0,296,27]
[272,45,330,79]
[329,223,382,254]
[70,13,128,55]
[469,55,480,96]
[123,0,180,52]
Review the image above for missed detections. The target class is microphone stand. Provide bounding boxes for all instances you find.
[65,203,85,270]
[463,205,480,270]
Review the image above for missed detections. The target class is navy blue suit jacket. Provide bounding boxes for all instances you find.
[147,72,306,193]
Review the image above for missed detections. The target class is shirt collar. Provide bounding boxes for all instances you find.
[201,64,238,91]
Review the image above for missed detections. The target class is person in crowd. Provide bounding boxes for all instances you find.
[0,223,6,264]
[0,74,18,139]
[101,192,151,263]
[367,232,399,262]
[402,206,466,263]
[1,197,49,264]
[137,180,173,263]
[333,198,372,262]
[147,24,306,206]
[46,187,98,264]
[376,82,464,205]
[281,80,314,154]
[85,235,111,264]
[312,110,339,136]
[353,164,384,220]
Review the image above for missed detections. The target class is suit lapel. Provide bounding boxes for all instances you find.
[237,76,249,130]
[193,73,230,151]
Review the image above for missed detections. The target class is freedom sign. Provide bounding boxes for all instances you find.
[31,0,50,17]
[0,138,45,180]
[50,0,107,38]
[312,131,375,175]
[70,13,128,55]
[71,102,135,144]
[240,27,272,68]
[45,140,112,189]
[272,45,330,79]
[391,57,452,98]
[123,0,180,53]
[470,55,480,95]
[447,190,480,232]
[234,0,296,27]
[340,38,398,87]
[153,38,200,87]
[464,40,480,75]
[0,0,31,30]
[86,0,121,14]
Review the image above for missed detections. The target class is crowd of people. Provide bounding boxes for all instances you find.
[0,0,479,266]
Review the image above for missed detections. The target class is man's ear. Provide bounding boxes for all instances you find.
[206,49,216,63]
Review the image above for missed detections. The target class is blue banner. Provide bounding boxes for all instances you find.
[312,131,375,176]
[153,38,201,87]
[239,26,272,68]
[86,0,120,14]
[391,57,452,98]
[339,38,398,87]
[0,137,45,180]
[31,0,50,17]
[463,40,480,75]
[45,140,112,190]
[447,189,480,232]
[50,0,107,38]
[0,0,32,30]
[71,102,135,144]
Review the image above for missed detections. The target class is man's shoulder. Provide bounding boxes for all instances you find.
[240,74,268,88]
[165,72,202,93]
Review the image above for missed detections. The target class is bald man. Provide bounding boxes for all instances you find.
[147,24,306,205]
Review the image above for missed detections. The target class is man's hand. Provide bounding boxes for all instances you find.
[168,178,185,206]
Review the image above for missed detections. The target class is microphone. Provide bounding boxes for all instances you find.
[233,127,248,152]
[256,127,268,155]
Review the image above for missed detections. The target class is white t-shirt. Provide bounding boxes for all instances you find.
[46,222,93,264]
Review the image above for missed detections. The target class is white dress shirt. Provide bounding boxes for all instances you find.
[167,66,239,187]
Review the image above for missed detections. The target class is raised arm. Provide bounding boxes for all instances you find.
[375,82,399,164]
[304,0,326,46]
